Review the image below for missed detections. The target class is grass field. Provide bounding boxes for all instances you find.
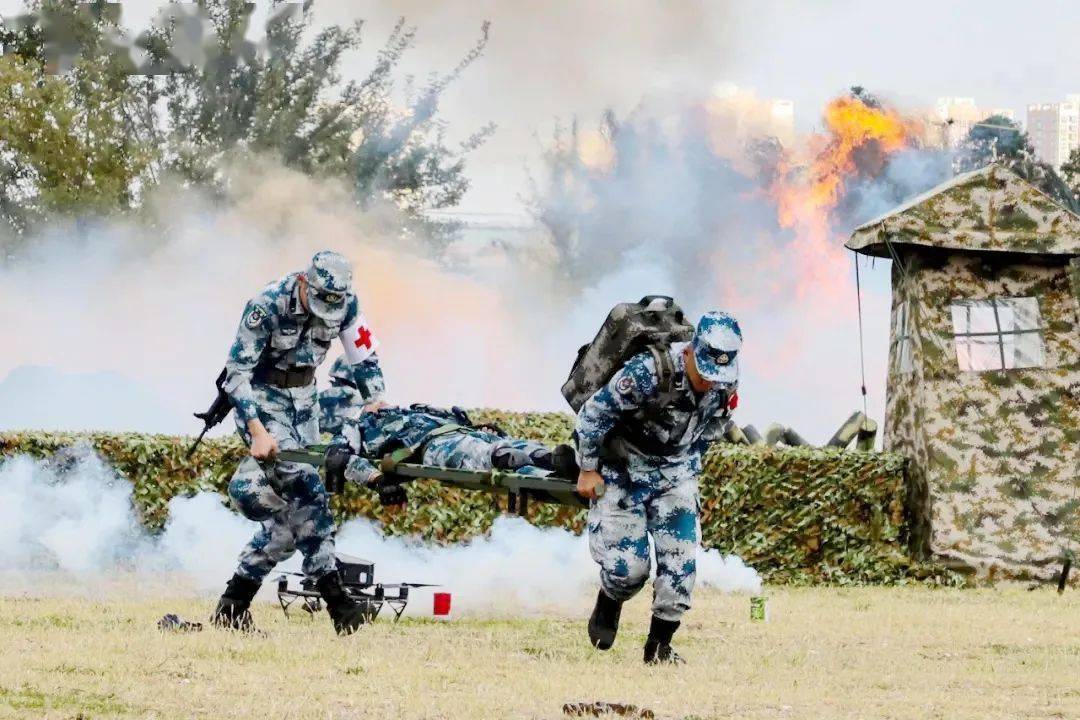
[1,584,1077,719]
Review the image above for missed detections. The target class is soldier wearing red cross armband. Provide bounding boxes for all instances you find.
[210,250,384,636]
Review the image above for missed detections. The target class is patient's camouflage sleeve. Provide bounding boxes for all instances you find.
[319,355,387,435]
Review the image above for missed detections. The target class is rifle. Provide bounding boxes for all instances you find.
[187,368,232,458]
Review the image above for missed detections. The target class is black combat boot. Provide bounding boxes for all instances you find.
[643,615,684,665]
[211,573,261,632]
[551,444,580,479]
[315,571,368,636]
[587,589,623,650]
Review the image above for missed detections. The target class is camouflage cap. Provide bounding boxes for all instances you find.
[304,250,352,324]
[692,311,742,384]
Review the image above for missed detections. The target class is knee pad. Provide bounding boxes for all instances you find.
[492,445,551,471]
[491,446,529,471]
[229,476,287,522]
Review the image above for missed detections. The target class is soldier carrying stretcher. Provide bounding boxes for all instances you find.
[564,299,742,664]
[210,251,384,636]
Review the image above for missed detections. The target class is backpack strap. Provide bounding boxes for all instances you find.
[647,344,675,395]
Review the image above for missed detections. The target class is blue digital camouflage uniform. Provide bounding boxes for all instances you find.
[319,355,387,437]
[577,312,741,622]
[335,405,554,484]
[223,254,383,584]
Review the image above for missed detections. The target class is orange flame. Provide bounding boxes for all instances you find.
[769,96,917,301]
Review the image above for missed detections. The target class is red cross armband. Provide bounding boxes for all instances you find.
[340,313,379,364]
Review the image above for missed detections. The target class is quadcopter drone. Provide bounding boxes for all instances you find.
[276,553,439,622]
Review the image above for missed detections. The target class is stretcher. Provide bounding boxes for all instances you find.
[277,445,595,514]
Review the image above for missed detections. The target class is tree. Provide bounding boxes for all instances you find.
[1060,147,1080,207]
[527,107,768,294]
[0,54,152,237]
[0,0,493,244]
[956,114,1079,212]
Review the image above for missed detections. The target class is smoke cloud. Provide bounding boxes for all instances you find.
[0,449,762,612]
[0,157,586,430]
[0,100,950,445]
[0,4,952,443]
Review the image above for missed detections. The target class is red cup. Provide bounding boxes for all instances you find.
[433,592,452,617]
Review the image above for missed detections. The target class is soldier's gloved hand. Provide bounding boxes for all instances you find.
[323,444,352,495]
[366,472,408,507]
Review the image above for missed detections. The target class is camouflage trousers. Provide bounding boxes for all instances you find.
[588,463,699,622]
[228,382,336,583]
[422,430,553,476]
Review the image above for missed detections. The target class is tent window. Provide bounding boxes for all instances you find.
[951,298,1045,372]
[893,301,914,374]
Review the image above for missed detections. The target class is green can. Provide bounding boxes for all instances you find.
[750,596,768,622]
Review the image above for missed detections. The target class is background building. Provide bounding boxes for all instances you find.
[931,98,1017,149]
[1027,95,1080,169]
[934,97,982,148]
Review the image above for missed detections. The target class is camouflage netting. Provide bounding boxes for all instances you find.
[847,163,1080,582]
[0,410,959,585]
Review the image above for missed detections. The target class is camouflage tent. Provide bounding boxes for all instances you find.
[847,163,1080,581]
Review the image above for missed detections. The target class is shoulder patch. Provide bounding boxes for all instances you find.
[245,306,268,329]
[615,375,636,396]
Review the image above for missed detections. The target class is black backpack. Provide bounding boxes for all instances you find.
[561,296,694,413]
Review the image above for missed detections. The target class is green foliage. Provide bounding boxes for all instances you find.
[0,54,152,235]
[1061,147,1080,206]
[0,0,492,242]
[0,414,960,586]
[956,114,1079,213]
[959,114,1030,164]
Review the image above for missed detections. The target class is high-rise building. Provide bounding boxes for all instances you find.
[934,97,983,149]
[928,98,1018,150]
[707,83,796,152]
[1027,96,1080,169]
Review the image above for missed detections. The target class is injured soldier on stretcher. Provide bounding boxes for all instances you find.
[324,403,580,493]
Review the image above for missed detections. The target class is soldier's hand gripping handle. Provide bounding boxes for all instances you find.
[248,422,279,460]
[576,469,606,501]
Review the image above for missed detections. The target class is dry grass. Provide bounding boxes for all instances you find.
[0,584,1077,719]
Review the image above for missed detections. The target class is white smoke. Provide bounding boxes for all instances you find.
[0,450,761,614]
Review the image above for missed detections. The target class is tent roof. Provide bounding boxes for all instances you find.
[846,163,1080,258]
